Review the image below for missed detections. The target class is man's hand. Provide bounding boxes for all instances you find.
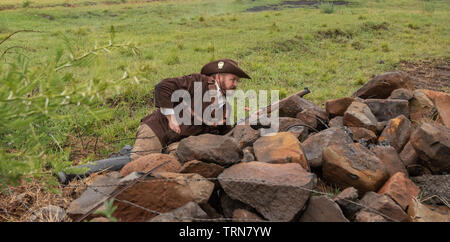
[165,114,181,134]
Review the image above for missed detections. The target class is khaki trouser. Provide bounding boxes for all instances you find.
[130,123,163,161]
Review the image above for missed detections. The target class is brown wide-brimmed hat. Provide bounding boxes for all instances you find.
[201,59,251,79]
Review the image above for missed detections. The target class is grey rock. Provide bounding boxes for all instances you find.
[176,134,242,166]
[218,162,316,221]
[364,99,409,122]
[67,172,121,218]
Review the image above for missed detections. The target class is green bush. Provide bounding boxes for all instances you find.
[319,2,335,14]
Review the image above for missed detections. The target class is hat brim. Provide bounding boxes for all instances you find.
[201,60,251,79]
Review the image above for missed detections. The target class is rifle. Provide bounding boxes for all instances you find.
[226,87,311,135]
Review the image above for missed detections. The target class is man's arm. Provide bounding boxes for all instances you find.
[154,75,197,134]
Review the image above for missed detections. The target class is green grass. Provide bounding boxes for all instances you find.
[0,0,449,187]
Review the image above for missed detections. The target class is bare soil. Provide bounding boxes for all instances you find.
[398,58,450,93]
[246,0,350,12]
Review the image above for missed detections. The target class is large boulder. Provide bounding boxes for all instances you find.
[378,115,412,152]
[378,172,420,210]
[343,101,378,132]
[322,143,389,193]
[409,123,450,174]
[352,71,413,99]
[301,127,353,168]
[67,172,121,219]
[364,99,409,122]
[325,97,355,118]
[218,162,316,221]
[112,172,214,222]
[298,195,349,222]
[370,146,408,177]
[356,192,410,222]
[148,202,208,222]
[180,160,224,178]
[120,153,181,177]
[253,132,309,170]
[176,134,242,166]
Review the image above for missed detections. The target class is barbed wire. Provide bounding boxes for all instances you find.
[62,174,401,222]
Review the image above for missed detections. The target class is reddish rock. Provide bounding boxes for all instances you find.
[329,116,344,128]
[364,99,409,122]
[218,162,316,221]
[408,198,450,222]
[253,132,309,170]
[180,160,224,178]
[232,209,264,222]
[301,127,353,168]
[370,146,408,177]
[343,101,378,132]
[322,143,389,193]
[120,153,181,177]
[232,125,259,149]
[420,89,450,128]
[378,115,412,152]
[176,134,242,166]
[348,127,377,143]
[410,122,450,174]
[409,90,436,125]
[358,192,410,222]
[389,88,414,100]
[325,97,355,118]
[296,109,318,129]
[378,172,420,210]
[352,71,413,99]
[113,172,214,222]
[298,195,349,222]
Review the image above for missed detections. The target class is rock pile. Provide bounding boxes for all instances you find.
[67,71,449,222]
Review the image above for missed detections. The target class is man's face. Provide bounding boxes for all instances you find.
[216,73,240,92]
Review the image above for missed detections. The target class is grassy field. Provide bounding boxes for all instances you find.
[0,0,449,188]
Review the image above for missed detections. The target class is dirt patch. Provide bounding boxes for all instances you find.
[246,0,350,12]
[64,134,112,166]
[398,58,450,92]
[0,0,164,11]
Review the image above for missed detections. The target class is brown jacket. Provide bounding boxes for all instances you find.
[141,73,232,148]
